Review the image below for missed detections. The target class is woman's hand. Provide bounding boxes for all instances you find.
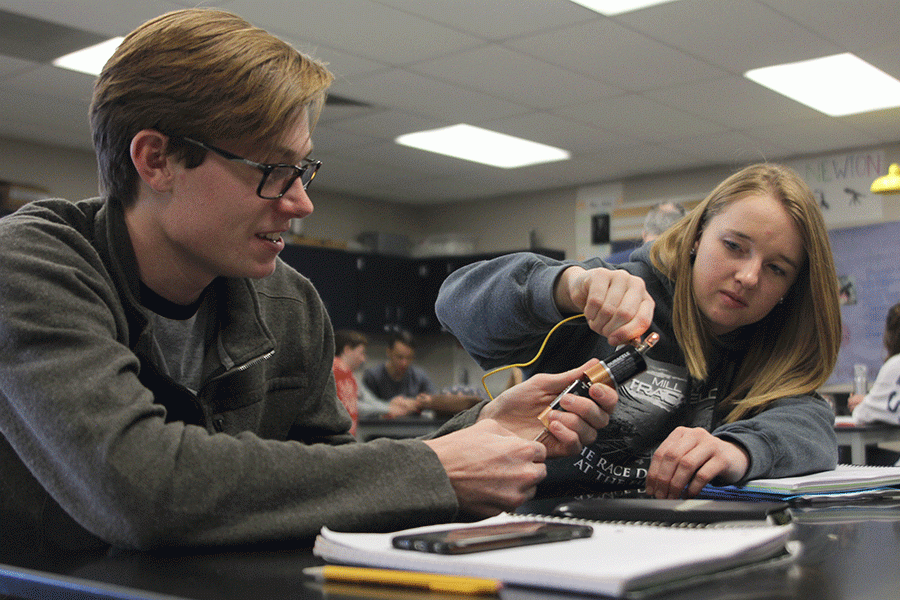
[645,427,749,499]
[555,266,654,346]
[479,359,617,458]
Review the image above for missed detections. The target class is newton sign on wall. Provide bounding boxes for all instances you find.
[786,150,885,227]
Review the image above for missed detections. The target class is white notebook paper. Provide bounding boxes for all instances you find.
[313,513,794,597]
[742,464,900,494]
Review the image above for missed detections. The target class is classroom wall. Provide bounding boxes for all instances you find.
[0,137,100,201]
[5,135,899,254]
[3,135,900,390]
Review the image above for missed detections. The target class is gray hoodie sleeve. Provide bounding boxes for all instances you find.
[436,252,576,370]
[714,394,838,482]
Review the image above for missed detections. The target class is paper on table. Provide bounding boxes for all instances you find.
[313,513,794,597]
[740,464,900,494]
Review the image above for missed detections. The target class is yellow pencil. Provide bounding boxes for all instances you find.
[303,565,503,595]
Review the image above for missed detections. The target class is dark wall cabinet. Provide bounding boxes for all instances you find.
[280,245,564,334]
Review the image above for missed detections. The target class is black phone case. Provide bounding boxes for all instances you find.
[392,520,593,554]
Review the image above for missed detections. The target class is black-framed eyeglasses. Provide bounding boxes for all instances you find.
[178,137,321,199]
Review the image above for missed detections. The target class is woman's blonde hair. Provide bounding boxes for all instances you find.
[90,8,334,205]
[650,163,841,421]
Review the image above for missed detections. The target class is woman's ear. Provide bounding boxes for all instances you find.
[692,219,707,250]
[130,130,174,193]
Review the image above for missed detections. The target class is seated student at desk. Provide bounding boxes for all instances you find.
[848,303,900,438]
[437,163,842,500]
[363,329,436,417]
[0,8,613,559]
[332,330,369,436]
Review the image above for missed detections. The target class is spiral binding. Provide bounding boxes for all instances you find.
[509,510,782,530]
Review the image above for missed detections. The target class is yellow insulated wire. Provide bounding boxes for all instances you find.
[480,313,586,400]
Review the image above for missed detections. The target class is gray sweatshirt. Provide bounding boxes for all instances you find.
[0,198,463,557]
[435,247,837,495]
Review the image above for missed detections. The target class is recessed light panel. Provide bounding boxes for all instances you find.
[396,124,570,169]
[52,37,124,76]
[568,0,680,16]
[745,53,900,117]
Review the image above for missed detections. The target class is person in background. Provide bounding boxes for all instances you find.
[0,8,613,559]
[849,302,900,425]
[363,328,436,417]
[605,201,686,264]
[437,163,841,500]
[333,330,368,436]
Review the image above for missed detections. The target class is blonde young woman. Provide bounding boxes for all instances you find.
[436,163,842,500]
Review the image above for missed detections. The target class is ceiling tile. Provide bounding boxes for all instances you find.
[324,109,447,141]
[287,41,387,82]
[3,63,95,104]
[0,0,187,36]
[760,0,899,53]
[0,7,107,62]
[481,111,621,155]
[840,107,900,145]
[408,44,621,110]
[506,17,727,92]
[615,0,840,73]
[0,53,35,78]
[309,125,383,157]
[661,130,790,165]
[856,42,900,83]
[583,143,703,181]
[228,0,482,65]
[371,0,596,41]
[646,75,824,129]
[330,68,532,123]
[556,93,729,143]
[746,117,880,156]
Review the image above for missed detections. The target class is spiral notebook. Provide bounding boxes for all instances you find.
[313,512,794,597]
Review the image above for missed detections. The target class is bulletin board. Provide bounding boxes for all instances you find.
[574,182,620,261]
[827,221,900,386]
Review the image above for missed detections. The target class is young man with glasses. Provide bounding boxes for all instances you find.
[0,8,613,558]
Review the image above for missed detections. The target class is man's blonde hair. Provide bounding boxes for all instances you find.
[90,8,334,205]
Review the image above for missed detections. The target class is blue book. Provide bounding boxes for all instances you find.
[699,464,900,504]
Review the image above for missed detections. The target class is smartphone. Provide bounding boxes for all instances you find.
[391,520,593,554]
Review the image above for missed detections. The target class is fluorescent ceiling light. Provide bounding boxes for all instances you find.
[396,124,570,169]
[52,36,124,76]
[745,53,900,117]
[568,0,680,16]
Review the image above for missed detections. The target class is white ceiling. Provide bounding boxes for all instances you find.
[0,0,898,204]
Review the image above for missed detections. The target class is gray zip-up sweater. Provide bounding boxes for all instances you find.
[0,198,462,557]
[436,248,837,496]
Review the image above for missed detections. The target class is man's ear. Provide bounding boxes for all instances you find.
[130,130,174,193]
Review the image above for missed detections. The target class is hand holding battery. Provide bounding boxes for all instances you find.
[479,359,618,458]
[535,332,659,444]
[555,265,655,347]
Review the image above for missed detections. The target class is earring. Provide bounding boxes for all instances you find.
[778,297,784,304]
